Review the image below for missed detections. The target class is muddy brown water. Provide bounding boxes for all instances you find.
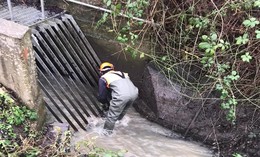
[71,107,214,157]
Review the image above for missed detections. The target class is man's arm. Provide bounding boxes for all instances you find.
[97,78,109,104]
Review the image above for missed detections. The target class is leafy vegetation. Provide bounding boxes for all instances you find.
[97,0,259,123]
[96,0,259,156]
[0,87,38,156]
[0,87,125,157]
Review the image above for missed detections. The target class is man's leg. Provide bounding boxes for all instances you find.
[118,91,138,120]
[117,99,134,120]
[103,121,115,134]
[103,97,127,132]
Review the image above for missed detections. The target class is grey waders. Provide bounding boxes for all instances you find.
[102,72,138,133]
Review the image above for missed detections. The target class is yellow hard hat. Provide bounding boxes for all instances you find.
[99,62,114,72]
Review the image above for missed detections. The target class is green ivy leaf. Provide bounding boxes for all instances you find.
[217,63,230,73]
[241,52,252,62]
[228,71,240,81]
[216,84,223,90]
[236,34,249,45]
[229,98,238,106]
[104,153,113,157]
[106,0,112,6]
[0,140,11,146]
[140,53,145,58]
[202,35,208,41]
[117,36,123,41]
[255,30,260,39]
[243,18,260,28]
[243,20,251,26]
[254,0,260,8]
[116,3,122,10]
[221,102,230,109]
[131,51,137,58]
[199,42,211,49]
[210,33,218,41]
[138,21,144,25]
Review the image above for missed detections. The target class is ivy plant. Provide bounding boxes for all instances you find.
[199,33,229,67]
[188,17,210,28]
[232,153,243,157]
[235,33,249,45]
[255,30,260,39]
[216,71,240,122]
[241,52,252,62]
[254,0,260,8]
[243,17,259,28]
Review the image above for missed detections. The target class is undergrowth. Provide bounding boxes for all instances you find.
[0,86,125,157]
[0,87,39,156]
[98,0,260,124]
[96,1,259,156]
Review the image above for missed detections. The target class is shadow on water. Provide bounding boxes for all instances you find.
[71,107,214,157]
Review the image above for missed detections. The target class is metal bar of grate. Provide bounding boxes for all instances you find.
[58,18,100,80]
[51,19,99,83]
[47,20,98,87]
[44,21,103,113]
[42,97,63,123]
[35,25,101,117]
[32,32,93,118]
[33,30,102,119]
[40,24,92,87]
[38,70,78,131]
[63,14,101,66]
[40,0,45,19]
[0,6,35,19]
[32,30,68,75]
[37,65,86,131]
[34,43,90,126]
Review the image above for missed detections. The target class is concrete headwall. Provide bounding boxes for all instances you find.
[0,18,45,129]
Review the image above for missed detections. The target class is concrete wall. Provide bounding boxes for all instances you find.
[0,18,45,129]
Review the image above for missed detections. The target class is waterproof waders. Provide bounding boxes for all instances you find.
[100,71,138,133]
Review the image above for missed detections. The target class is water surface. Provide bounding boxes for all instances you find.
[71,107,214,157]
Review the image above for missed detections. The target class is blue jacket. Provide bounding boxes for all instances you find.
[98,76,111,104]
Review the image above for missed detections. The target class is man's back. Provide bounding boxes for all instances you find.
[102,70,138,98]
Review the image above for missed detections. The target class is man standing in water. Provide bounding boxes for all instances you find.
[97,62,138,134]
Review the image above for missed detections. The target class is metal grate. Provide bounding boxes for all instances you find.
[0,1,103,131]
[32,14,103,131]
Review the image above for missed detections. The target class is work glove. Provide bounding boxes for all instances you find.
[102,103,109,111]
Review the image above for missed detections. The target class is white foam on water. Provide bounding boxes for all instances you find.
[71,107,215,157]
[116,115,131,127]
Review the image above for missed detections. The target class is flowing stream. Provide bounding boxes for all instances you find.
[71,107,214,157]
